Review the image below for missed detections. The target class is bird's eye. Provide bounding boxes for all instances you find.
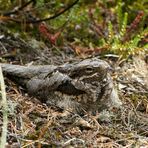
[86,67,93,73]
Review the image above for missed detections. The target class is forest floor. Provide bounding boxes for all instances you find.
[0,26,148,148]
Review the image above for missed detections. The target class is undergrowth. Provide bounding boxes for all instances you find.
[0,0,147,57]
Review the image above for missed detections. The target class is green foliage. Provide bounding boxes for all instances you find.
[116,0,123,30]
[0,0,147,58]
[102,20,147,57]
[107,21,114,44]
[104,0,146,57]
[89,0,147,58]
[110,33,146,57]
[119,12,128,38]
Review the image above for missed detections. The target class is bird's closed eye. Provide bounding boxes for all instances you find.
[85,67,93,73]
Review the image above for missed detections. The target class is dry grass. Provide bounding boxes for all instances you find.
[0,66,8,148]
[0,54,148,148]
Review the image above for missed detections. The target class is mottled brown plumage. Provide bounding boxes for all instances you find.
[1,58,122,113]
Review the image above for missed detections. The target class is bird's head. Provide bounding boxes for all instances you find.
[69,58,110,83]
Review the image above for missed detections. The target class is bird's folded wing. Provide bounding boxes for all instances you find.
[27,71,85,96]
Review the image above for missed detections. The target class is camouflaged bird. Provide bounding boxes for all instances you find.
[1,58,122,113]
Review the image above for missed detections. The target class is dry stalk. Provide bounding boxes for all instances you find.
[0,66,8,148]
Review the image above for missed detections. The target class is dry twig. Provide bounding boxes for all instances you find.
[0,66,8,148]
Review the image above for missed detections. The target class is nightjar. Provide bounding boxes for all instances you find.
[1,58,122,113]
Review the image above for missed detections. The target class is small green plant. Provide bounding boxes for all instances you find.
[94,0,147,58]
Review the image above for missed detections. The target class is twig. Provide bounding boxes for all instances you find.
[32,0,79,23]
[0,66,8,148]
[2,0,79,24]
[62,138,85,147]
[3,0,36,16]
[0,41,7,52]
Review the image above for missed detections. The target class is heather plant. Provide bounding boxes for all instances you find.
[86,0,147,57]
[104,10,147,57]
[0,0,147,57]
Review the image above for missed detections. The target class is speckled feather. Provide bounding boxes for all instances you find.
[1,58,122,113]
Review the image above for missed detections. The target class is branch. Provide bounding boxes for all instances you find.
[32,0,79,23]
[3,0,36,16]
[2,0,79,24]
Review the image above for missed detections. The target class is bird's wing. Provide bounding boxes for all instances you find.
[26,71,85,96]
